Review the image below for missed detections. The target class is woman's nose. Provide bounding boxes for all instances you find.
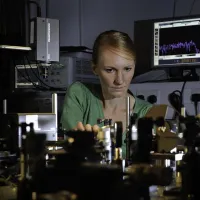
[114,72,124,85]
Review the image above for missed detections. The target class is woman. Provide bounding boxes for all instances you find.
[61,30,152,157]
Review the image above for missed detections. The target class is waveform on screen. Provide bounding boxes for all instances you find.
[160,41,200,55]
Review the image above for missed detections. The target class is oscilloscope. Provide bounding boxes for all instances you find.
[153,17,200,68]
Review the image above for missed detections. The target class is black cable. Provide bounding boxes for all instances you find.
[19,0,25,37]
[21,59,45,90]
[26,57,54,90]
[0,0,6,35]
[194,101,198,116]
[189,0,196,15]
[26,0,31,45]
[23,57,48,90]
[12,53,45,91]
[22,58,39,87]
[180,81,187,106]
[168,69,195,118]
[168,81,188,118]
[0,0,3,34]
[168,91,181,114]
[13,60,42,90]
[24,56,48,89]
[191,94,200,115]
[137,79,171,83]
[28,0,42,17]
[173,0,178,17]
[25,55,66,91]
[46,0,49,18]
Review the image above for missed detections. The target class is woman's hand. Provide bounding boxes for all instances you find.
[73,122,99,133]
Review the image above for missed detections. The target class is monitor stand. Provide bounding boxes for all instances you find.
[166,68,199,82]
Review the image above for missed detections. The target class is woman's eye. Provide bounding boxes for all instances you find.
[125,68,132,72]
[105,69,114,73]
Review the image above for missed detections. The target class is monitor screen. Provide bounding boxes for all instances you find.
[153,17,200,68]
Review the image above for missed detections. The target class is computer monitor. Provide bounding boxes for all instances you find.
[0,0,27,48]
[153,16,200,68]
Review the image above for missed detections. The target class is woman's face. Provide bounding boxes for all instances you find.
[93,48,135,99]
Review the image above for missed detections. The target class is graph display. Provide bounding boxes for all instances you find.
[153,18,200,67]
[160,40,200,55]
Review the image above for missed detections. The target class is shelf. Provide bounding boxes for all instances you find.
[0,45,31,51]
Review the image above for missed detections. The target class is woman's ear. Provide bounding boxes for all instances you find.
[91,62,98,76]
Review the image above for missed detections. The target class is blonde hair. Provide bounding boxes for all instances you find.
[92,30,136,65]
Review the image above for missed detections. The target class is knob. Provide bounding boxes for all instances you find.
[147,95,157,104]
[137,95,145,100]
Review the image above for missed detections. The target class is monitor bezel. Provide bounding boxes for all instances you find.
[151,14,200,70]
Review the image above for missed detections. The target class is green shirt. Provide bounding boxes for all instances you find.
[61,82,152,158]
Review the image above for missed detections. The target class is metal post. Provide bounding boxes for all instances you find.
[126,96,131,162]
[3,99,7,114]
[52,93,58,141]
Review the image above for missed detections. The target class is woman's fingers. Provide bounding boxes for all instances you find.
[85,124,92,131]
[72,125,78,131]
[77,122,85,131]
[73,122,99,133]
[92,124,100,133]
